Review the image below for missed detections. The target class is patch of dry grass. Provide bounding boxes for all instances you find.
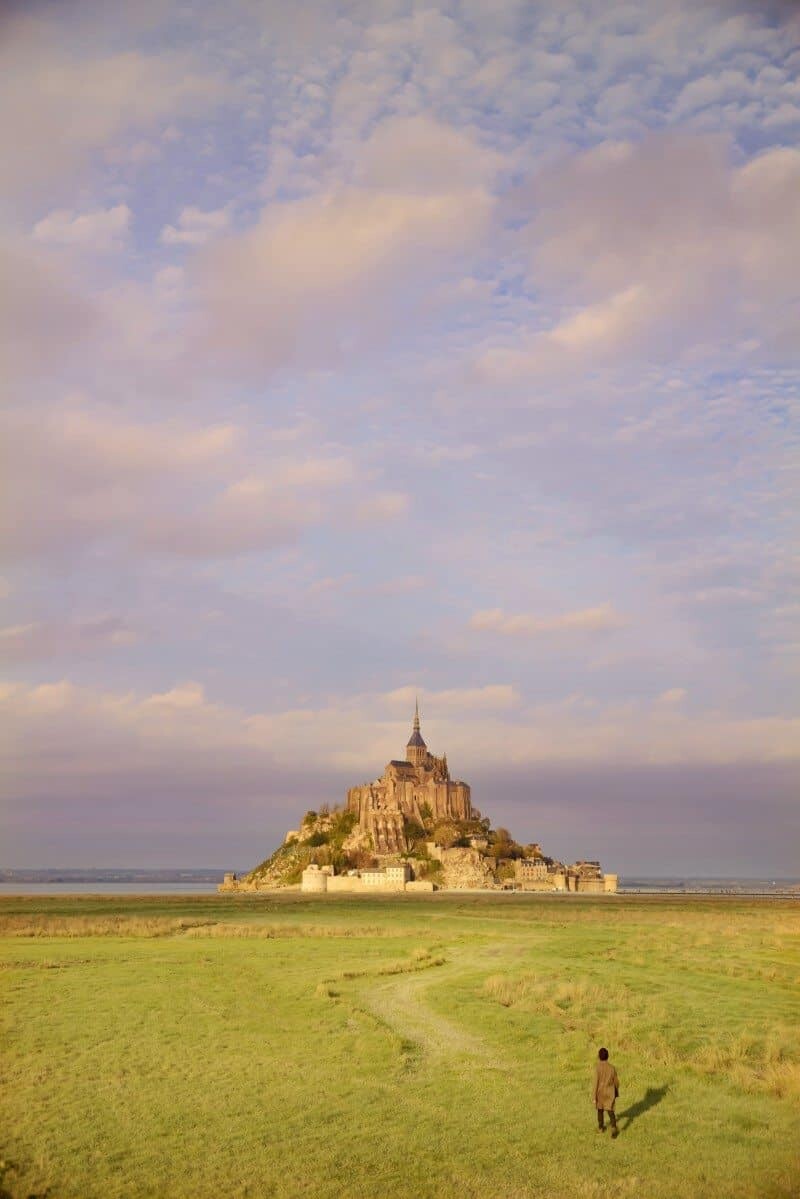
[181,921,396,939]
[0,915,216,938]
[0,915,399,940]
[482,972,800,1098]
[336,952,446,982]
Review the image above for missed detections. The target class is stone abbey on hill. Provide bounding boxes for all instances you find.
[345,700,472,855]
[219,702,618,894]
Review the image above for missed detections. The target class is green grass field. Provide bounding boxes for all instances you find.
[1,893,798,1199]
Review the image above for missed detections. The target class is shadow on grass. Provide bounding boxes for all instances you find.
[618,1084,670,1131]
[0,1156,50,1199]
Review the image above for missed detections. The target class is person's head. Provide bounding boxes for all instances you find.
[598,1047,609,1061]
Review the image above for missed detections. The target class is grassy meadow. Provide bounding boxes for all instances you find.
[1,892,798,1199]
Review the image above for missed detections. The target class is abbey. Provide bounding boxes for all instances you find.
[346,703,472,854]
[219,700,618,894]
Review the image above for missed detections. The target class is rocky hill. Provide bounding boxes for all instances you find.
[224,805,547,892]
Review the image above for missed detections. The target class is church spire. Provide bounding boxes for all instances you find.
[406,696,426,763]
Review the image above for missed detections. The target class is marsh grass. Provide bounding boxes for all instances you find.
[333,952,446,982]
[1,893,798,1199]
[0,915,399,939]
[482,972,800,1098]
[0,915,216,938]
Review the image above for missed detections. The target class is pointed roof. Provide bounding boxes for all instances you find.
[406,697,426,748]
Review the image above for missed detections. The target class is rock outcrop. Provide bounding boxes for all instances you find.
[438,848,496,890]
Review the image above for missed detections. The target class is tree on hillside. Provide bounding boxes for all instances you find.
[489,827,523,860]
[432,823,459,849]
[403,818,427,850]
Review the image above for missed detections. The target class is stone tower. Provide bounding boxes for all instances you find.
[406,699,427,767]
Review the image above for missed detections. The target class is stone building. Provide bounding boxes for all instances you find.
[346,702,472,854]
[515,858,549,885]
[514,856,618,893]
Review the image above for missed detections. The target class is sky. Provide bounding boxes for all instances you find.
[1,0,798,876]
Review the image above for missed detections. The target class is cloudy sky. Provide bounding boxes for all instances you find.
[1,0,798,875]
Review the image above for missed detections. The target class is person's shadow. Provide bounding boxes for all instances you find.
[618,1084,670,1131]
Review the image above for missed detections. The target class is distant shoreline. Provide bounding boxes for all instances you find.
[0,870,233,884]
[0,878,798,898]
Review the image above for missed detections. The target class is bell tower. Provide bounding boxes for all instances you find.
[406,698,427,767]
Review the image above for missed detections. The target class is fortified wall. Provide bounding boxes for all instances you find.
[299,863,435,894]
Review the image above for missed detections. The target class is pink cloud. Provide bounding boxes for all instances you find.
[470,604,626,636]
[480,135,800,380]
[32,204,132,251]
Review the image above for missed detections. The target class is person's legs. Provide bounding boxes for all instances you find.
[597,1108,605,1131]
[608,1109,618,1138]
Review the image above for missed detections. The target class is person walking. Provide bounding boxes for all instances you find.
[593,1047,620,1137]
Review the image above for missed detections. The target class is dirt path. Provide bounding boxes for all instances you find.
[356,948,510,1066]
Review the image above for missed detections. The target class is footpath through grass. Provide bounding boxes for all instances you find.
[1,893,798,1199]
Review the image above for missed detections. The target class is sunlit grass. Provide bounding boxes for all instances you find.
[1,893,798,1198]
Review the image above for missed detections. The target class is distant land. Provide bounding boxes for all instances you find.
[618,876,799,895]
[0,868,237,884]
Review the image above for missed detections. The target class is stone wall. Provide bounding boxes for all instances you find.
[303,862,414,894]
[578,876,605,894]
[326,875,361,893]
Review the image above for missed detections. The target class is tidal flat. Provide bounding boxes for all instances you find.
[1,893,798,1199]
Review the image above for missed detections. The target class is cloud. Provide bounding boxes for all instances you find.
[658,687,687,706]
[195,186,490,372]
[0,617,137,664]
[546,284,649,354]
[160,206,230,246]
[0,402,403,563]
[32,204,132,251]
[0,14,230,206]
[355,115,505,193]
[470,604,626,636]
[192,116,498,374]
[0,238,96,382]
[3,675,798,868]
[354,491,410,524]
[3,678,798,813]
[415,442,481,465]
[375,575,426,595]
[481,135,800,380]
[385,684,520,712]
[135,474,324,559]
[6,404,236,477]
[144,682,206,709]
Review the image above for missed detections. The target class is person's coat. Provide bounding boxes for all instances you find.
[593,1060,620,1109]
